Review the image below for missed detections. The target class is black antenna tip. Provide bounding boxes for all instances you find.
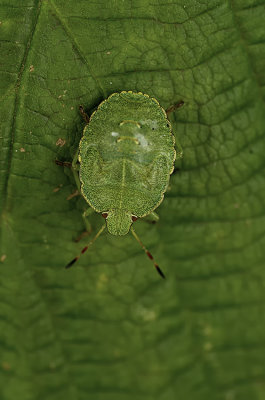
[156,265,166,279]
[65,257,79,269]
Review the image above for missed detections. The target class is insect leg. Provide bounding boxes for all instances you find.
[82,208,94,233]
[79,105,90,123]
[55,150,81,191]
[55,160,72,168]
[131,227,165,279]
[66,224,106,269]
[71,149,81,191]
[143,212,159,225]
[74,208,95,242]
[166,100,184,118]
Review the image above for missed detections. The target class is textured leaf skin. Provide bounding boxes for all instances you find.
[1,1,265,400]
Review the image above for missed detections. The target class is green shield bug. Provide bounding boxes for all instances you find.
[58,91,183,278]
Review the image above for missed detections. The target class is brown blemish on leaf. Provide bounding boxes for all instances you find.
[20,147,26,152]
[2,362,11,371]
[56,138,66,147]
[29,65,34,72]
[1,255,6,263]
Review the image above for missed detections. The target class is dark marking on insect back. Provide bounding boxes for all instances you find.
[102,212,108,218]
[131,215,138,222]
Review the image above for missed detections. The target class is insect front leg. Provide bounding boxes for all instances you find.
[143,212,159,224]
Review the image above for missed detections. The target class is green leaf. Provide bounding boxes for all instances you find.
[1,1,265,399]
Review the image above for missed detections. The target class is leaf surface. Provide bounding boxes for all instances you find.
[1,1,265,399]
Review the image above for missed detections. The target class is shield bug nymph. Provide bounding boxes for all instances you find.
[58,91,183,278]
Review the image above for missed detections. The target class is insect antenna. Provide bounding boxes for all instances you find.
[66,224,106,269]
[131,227,165,279]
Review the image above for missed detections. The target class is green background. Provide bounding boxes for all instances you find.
[1,1,265,399]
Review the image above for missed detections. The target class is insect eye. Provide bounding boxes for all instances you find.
[102,212,108,218]
[131,215,138,222]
